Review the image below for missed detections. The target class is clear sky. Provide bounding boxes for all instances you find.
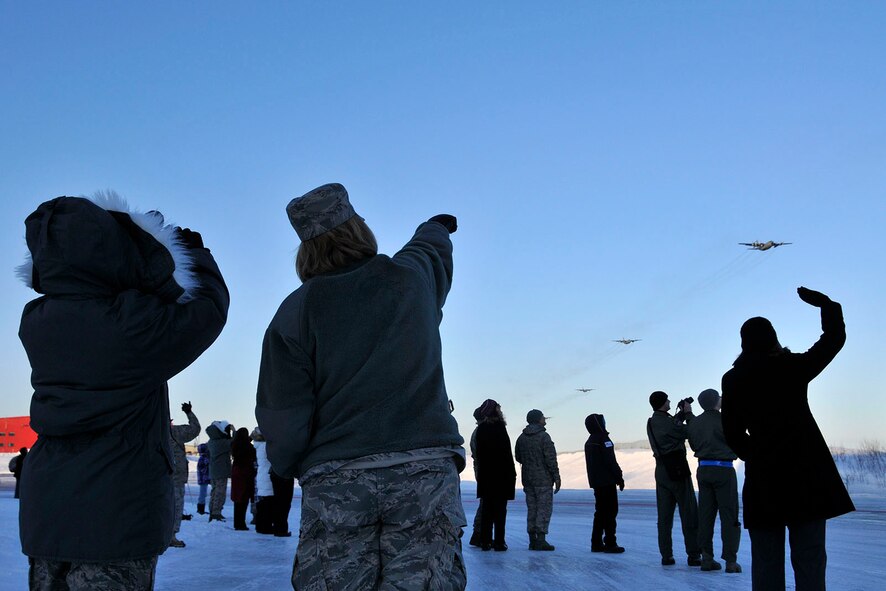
[2,2,884,452]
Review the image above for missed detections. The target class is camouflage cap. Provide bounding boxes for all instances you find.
[286,183,359,241]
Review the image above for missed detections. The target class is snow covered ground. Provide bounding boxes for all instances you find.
[1,472,884,591]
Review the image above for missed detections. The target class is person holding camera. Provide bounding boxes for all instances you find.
[169,401,201,548]
[646,391,701,567]
[722,287,854,590]
[17,193,229,589]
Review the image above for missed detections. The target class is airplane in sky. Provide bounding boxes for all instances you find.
[613,338,641,345]
[740,241,792,251]
[575,388,595,393]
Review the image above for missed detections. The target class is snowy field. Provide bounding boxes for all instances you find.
[1,473,884,591]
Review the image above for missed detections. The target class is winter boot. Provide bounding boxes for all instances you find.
[469,531,482,547]
[604,544,625,554]
[181,513,192,521]
[591,539,605,552]
[701,559,722,571]
[528,532,539,550]
[197,503,206,515]
[535,533,555,551]
[725,562,742,573]
[209,513,226,522]
[169,536,185,548]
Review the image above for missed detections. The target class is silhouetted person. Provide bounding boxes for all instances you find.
[16,193,228,589]
[647,391,701,567]
[584,414,625,553]
[169,401,201,548]
[474,399,517,551]
[9,447,28,499]
[686,389,741,573]
[231,427,256,531]
[468,404,484,547]
[206,420,234,522]
[722,287,855,591]
[514,409,561,551]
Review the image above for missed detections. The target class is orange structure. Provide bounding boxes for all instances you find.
[0,416,38,451]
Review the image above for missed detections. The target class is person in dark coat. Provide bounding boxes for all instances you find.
[196,443,211,515]
[9,447,28,499]
[584,414,625,554]
[16,193,228,589]
[206,420,234,521]
[468,404,484,547]
[230,427,257,531]
[255,184,467,590]
[474,399,517,551]
[722,287,854,591]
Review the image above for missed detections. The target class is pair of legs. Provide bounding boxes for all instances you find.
[592,485,619,548]
[209,477,227,518]
[29,556,157,591]
[479,497,508,548]
[749,520,826,591]
[256,472,295,535]
[469,499,484,545]
[233,500,251,530]
[172,480,186,535]
[196,483,208,511]
[696,466,741,565]
[654,465,700,561]
[524,486,553,535]
[293,457,466,590]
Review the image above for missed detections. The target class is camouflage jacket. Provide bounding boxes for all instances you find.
[514,424,560,487]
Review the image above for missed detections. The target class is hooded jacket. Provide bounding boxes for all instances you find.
[197,443,211,486]
[721,300,854,528]
[514,423,560,488]
[584,414,624,489]
[206,422,233,480]
[17,194,229,562]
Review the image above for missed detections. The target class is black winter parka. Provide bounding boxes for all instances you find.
[475,420,516,500]
[721,300,854,529]
[18,196,229,562]
[584,414,624,489]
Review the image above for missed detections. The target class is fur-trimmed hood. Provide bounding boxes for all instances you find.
[16,191,199,303]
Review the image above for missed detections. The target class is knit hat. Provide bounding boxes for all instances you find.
[526,409,546,424]
[286,183,359,242]
[478,399,499,419]
[698,389,721,411]
[649,391,668,410]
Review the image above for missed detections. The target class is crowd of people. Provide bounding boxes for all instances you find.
[12,186,852,591]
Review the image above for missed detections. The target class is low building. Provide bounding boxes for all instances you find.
[0,416,38,451]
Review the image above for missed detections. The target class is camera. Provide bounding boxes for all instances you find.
[678,396,694,409]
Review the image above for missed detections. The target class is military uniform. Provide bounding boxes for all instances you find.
[647,409,700,563]
[514,423,560,541]
[686,399,740,569]
[206,422,233,519]
[170,409,201,537]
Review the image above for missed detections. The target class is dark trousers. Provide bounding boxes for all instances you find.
[233,501,249,529]
[470,499,484,542]
[592,485,619,547]
[14,476,21,499]
[696,466,741,563]
[271,471,295,535]
[480,497,508,545]
[749,519,826,591]
[654,464,700,559]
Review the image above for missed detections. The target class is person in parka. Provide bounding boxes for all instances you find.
[722,287,854,591]
[584,413,625,554]
[230,427,257,531]
[474,399,517,552]
[205,420,234,522]
[196,443,211,515]
[514,409,561,551]
[255,184,467,590]
[169,401,201,548]
[16,193,228,589]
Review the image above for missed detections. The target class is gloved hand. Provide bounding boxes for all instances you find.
[798,286,831,308]
[176,227,205,250]
[618,480,625,492]
[428,214,457,234]
[554,479,561,494]
[181,401,192,414]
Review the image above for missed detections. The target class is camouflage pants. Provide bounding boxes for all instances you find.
[293,457,467,591]
[524,486,553,534]
[28,556,157,591]
[173,481,185,534]
[210,478,227,516]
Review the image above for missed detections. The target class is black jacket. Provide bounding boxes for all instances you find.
[18,196,229,561]
[722,300,854,528]
[584,414,623,489]
[475,420,516,500]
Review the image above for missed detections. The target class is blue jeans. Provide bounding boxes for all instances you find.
[197,483,208,505]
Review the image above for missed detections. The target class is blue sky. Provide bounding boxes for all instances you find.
[2,2,884,452]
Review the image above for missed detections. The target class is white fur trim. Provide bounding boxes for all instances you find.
[15,191,200,303]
